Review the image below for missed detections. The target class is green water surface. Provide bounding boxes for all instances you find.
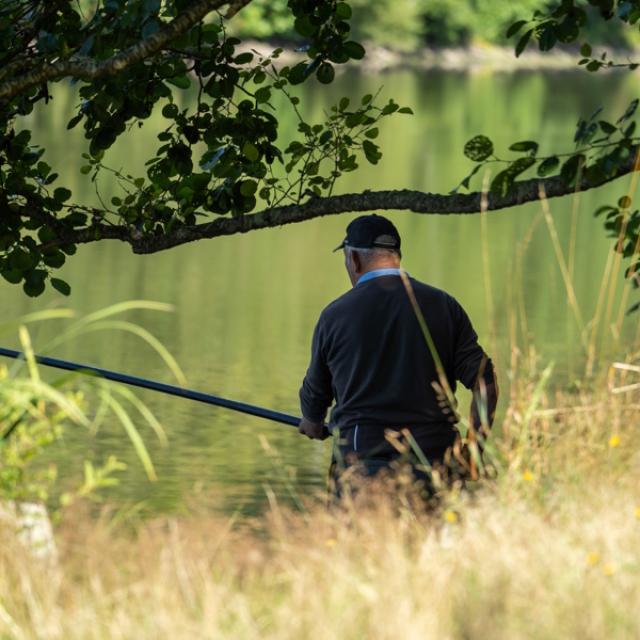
[3,67,639,514]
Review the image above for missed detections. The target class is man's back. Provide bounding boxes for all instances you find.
[300,273,488,444]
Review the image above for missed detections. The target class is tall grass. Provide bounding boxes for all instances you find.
[0,302,183,505]
[0,372,638,639]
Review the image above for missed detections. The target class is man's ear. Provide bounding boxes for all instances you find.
[351,250,362,273]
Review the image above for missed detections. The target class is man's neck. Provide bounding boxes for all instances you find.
[362,260,401,275]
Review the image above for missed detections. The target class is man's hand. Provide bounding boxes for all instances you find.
[298,417,330,440]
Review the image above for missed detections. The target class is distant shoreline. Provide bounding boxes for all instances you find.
[239,38,636,72]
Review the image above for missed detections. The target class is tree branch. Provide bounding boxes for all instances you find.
[0,0,243,101]
[30,149,640,255]
[225,0,253,19]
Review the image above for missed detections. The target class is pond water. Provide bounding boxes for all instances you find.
[3,66,639,514]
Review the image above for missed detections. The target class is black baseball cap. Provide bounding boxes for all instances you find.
[333,214,401,253]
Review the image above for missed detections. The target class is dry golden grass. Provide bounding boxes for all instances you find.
[1,355,639,640]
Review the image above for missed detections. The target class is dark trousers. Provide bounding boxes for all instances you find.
[330,424,456,498]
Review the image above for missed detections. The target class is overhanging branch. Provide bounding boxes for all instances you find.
[126,150,639,254]
[32,149,640,254]
[0,0,239,101]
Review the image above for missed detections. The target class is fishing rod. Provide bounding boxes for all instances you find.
[0,347,330,439]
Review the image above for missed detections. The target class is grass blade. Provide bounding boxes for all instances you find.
[101,390,157,481]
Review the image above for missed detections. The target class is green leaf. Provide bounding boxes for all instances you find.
[316,62,335,84]
[239,194,256,212]
[537,156,560,177]
[255,87,271,103]
[345,112,364,128]
[166,75,191,90]
[64,212,87,227]
[23,270,47,297]
[362,139,380,164]
[599,120,617,135]
[452,164,483,193]
[464,135,494,162]
[618,98,639,124]
[560,154,586,186]
[294,16,316,37]
[365,128,379,139]
[289,61,315,85]
[37,161,50,177]
[53,187,72,202]
[556,17,579,43]
[336,2,352,19]
[381,101,399,115]
[490,170,514,197]
[162,103,178,118]
[90,128,116,155]
[2,269,23,284]
[239,180,257,196]
[67,113,83,130]
[343,41,365,60]
[39,229,58,244]
[506,20,528,38]
[507,156,536,178]
[397,107,414,114]
[201,23,221,43]
[23,280,46,297]
[234,52,254,65]
[242,142,260,162]
[319,130,333,144]
[538,25,557,51]
[580,42,592,56]
[509,140,539,155]
[594,205,617,218]
[43,251,66,268]
[618,196,633,209]
[515,29,533,57]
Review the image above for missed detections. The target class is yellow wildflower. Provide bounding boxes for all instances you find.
[602,563,615,576]
[634,506,640,520]
[444,510,458,523]
[522,470,534,482]
[586,552,600,566]
[609,434,621,448]
[325,538,337,548]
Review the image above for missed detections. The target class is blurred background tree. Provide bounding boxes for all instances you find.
[230,0,640,49]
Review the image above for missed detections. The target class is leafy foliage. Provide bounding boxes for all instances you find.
[229,0,639,49]
[1,0,640,312]
[507,0,640,60]
[458,100,640,311]
[0,0,411,296]
[501,0,640,311]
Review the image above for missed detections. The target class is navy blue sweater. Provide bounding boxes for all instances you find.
[299,275,492,444]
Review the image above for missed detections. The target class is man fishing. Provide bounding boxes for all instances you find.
[298,213,498,491]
